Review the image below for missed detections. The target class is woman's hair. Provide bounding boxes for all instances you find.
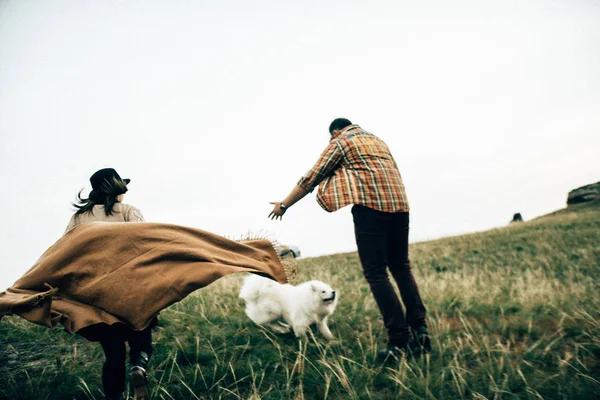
[73,176,128,216]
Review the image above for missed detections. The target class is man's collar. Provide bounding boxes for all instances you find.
[331,124,359,140]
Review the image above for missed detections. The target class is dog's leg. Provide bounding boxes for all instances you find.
[277,321,291,330]
[267,322,291,334]
[292,324,308,338]
[245,305,277,326]
[291,314,311,338]
[317,317,334,340]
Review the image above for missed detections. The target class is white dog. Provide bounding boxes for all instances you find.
[239,275,338,339]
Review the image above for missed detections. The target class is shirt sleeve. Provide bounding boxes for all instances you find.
[127,206,145,222]
[297,140,343,192]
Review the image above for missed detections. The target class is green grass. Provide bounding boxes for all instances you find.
[1,203,599,399]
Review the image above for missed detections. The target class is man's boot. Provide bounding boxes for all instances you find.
[410,325,432,355]
[130,351,150,400]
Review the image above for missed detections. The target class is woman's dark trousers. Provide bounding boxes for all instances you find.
[99,326,153,397]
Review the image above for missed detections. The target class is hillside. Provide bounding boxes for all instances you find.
[1,203,599,399]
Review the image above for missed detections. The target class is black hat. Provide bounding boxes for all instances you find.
[89,168,130,193]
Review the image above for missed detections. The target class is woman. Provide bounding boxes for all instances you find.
[1,169,293,399]
[65,168,144,233]
[66,167,151,400]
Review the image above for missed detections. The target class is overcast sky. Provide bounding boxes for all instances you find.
[1,0,599,290]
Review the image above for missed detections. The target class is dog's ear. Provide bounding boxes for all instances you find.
[311,283,317,292]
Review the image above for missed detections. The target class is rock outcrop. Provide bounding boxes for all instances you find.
[510,213,523,223]
[567,182,600,206]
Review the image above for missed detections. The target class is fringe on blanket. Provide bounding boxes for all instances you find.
[235,231,297,283]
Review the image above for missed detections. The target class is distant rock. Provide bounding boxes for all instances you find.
[567,182,600,206]
[510,213,524,223]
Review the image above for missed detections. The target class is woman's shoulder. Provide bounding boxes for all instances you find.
[119,203,145,222]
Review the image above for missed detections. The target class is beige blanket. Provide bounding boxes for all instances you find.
[0,222,293,334]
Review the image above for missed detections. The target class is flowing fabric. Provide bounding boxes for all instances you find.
[0,222,294,335]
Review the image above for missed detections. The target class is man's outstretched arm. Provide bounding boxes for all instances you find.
[269,185,309,220]
[269,140,342,220]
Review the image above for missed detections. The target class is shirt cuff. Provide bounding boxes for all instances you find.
[297,176,314,193]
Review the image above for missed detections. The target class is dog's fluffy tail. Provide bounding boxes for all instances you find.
[239,274,277,302]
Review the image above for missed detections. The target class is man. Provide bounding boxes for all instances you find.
[268,118,431,358]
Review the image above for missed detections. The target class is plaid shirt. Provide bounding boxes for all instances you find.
[297,125,409,213]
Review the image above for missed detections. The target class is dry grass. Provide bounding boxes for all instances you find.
[1,204,599,399]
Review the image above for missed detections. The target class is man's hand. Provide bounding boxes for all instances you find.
[267,186,308,221]
[269,202,286,220]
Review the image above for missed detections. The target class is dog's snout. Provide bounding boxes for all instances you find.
[332,290,336,298]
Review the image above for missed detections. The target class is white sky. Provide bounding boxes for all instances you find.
[1,0,599,290]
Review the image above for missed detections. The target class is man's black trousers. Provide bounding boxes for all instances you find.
[352,205,427,346]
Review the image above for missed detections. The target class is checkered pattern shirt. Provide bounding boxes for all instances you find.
[297,125,409,213]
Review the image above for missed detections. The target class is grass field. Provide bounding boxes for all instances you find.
[1,203,599,399]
